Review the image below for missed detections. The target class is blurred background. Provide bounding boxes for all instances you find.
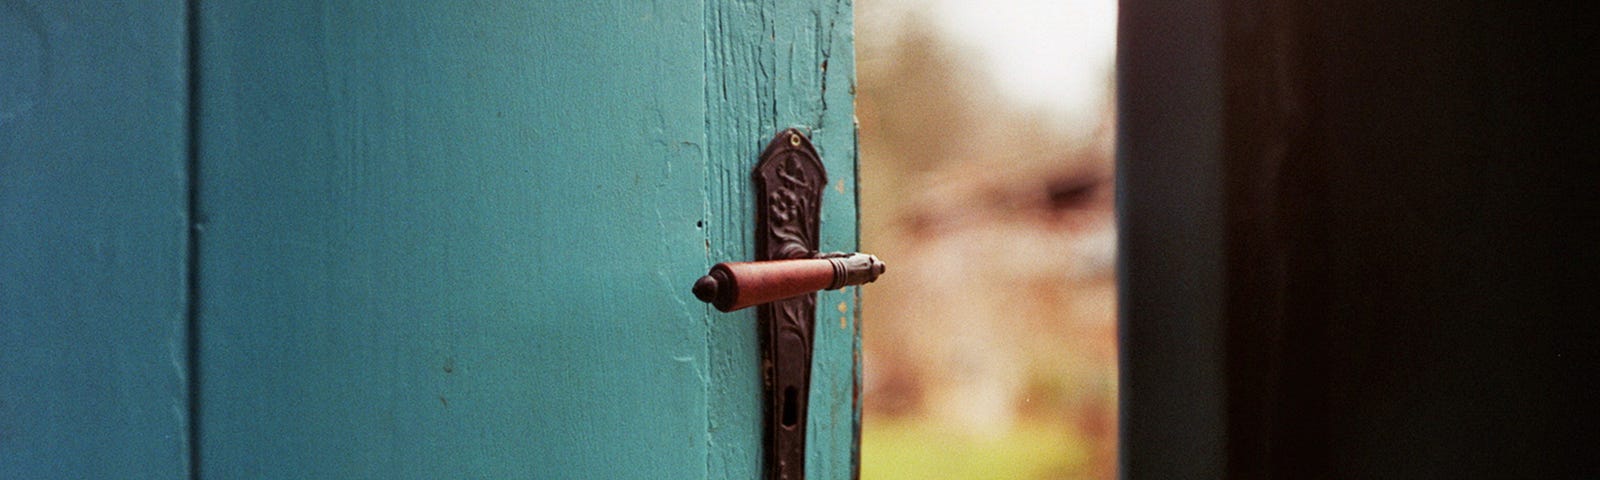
[854,0,1119,478]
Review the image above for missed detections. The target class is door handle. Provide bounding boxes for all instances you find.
[693,252,885,312]
[690,129,885,479]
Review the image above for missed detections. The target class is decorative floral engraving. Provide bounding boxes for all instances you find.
[753,129,827,480]
[759,151,824,260]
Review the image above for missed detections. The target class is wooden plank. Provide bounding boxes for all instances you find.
[703,0,860,477]
[0,1,191,478]
[192,2,714,477]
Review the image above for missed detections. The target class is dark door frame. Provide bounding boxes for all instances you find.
[1117,0,1597,477]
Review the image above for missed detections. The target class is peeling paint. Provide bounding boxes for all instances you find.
[703,0,858,477]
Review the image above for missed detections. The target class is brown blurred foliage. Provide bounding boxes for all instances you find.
[857,11,1119,480]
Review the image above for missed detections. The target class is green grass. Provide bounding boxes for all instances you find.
[860,418,1092,480]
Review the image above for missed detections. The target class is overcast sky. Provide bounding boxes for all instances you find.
[866,0,1118,129]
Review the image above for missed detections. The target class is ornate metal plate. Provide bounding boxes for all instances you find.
[753,128,826,480]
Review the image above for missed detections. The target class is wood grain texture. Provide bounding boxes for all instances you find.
[193,2,710,477]
[703,1,859,478]
[0,1,191,478]
[192,0,855,478]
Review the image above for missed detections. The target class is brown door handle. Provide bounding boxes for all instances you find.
[692,252,885,312]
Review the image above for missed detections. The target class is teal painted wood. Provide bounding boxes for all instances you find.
[193,1,855,478]
[703,1,860,478]
[0,1,190,478]
[191,2,709,478]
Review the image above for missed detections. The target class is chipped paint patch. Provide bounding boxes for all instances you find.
[703,0,858,476]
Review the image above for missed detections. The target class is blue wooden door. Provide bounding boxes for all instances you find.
[2,2,190,477]
[4,1,858,478]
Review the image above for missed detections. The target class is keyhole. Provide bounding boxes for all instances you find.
[782,386,800,427]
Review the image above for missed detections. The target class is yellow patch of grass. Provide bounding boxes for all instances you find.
[861,417,1092,480]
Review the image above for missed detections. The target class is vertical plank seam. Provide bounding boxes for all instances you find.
[183,1,204,478]
[700,1,718,478]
